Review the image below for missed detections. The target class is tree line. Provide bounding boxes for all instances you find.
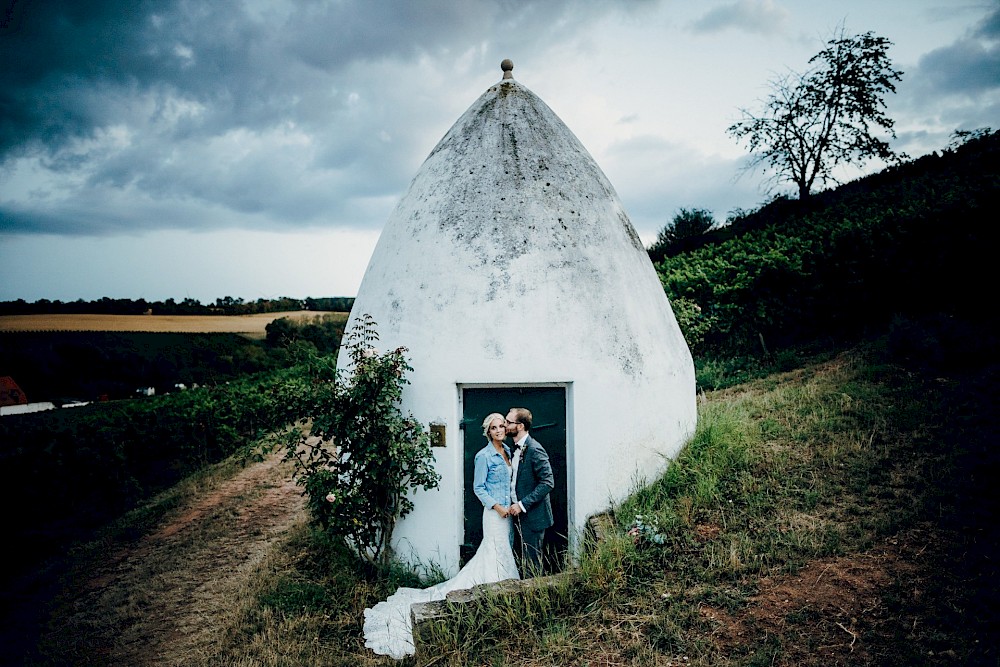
[0,295,354,316]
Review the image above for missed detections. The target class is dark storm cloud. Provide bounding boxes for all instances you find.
[913,4,1000,96]
[0,0,614,235]
[3,1,364,155]
[2,0,174,157]
[0,0,612,159]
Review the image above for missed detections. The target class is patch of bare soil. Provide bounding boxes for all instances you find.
[35,452,306,666]
[704,525,974,666]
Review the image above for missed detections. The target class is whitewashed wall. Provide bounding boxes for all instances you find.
[342,72,696,575]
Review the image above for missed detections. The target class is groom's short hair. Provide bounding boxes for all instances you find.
[509,407,532,431]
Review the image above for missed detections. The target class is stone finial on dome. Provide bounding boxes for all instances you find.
[501,59,514,79]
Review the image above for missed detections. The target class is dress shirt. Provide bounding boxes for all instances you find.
[510,432,528,513]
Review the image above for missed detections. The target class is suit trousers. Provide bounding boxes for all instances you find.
[516,517,546,576]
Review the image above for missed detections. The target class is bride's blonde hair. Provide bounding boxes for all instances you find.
[481,412,506,437]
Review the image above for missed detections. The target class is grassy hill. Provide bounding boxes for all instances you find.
[18,339,995,665]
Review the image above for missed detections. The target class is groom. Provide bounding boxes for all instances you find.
[505,407,554,577]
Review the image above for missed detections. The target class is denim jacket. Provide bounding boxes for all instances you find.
[473,443,511,509]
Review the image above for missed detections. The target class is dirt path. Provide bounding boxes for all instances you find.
[35,452,307,666]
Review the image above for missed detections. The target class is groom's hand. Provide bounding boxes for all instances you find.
[508,504,521,516]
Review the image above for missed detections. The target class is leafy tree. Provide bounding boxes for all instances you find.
[648,208,716,260]
[215,296,243,309]
[305,296,355,312]
[727,28,904,199]
[283,314,440,568]
[265,317,297,348]
[947,127,994,150]
[266,314,345,354]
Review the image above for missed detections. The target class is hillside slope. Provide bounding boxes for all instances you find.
[1,341,995,665]
[1,453,306,666]
[655,131,999,356]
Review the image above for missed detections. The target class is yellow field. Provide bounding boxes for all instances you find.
[0,310,347,334]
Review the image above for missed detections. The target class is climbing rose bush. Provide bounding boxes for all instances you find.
[626,514,667,546]
[284,314,440,568]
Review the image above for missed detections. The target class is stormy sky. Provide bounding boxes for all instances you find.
[1,0,998,303]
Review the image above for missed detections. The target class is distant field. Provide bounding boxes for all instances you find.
[0,311,346,334]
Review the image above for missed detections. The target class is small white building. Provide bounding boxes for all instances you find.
[343,61,696,574]
[0,401,56,417]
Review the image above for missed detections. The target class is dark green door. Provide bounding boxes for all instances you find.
[461,386,568,573]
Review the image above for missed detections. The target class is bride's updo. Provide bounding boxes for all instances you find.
[481,412,505,437]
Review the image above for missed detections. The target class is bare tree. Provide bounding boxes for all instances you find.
[728,28,905,200]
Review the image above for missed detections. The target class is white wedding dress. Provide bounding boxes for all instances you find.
[363,506,520,659]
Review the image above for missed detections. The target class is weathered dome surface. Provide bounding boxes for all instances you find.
[353,76,689,376]
[345,71,696,571]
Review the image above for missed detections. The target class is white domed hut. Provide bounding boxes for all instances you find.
[343,60,696,574]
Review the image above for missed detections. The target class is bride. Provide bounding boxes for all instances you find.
[363,412,520,659]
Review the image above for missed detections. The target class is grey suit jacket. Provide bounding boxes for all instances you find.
[513,434,554,532]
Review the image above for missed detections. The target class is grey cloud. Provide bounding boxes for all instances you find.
[0,196,192,236]
[0,174,370,236]
[600,134,761,236]
[0,0,609,161]
[890,4,1000,151]
[1,0,176,156]
[690,0,789,36]
[974,3,1000,38]
[915,5,1000,97]
[1,0,623,236]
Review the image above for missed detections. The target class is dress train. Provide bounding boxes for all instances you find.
[363,507,519,659]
